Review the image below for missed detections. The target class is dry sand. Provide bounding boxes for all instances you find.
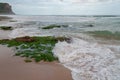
[0,45,72,80]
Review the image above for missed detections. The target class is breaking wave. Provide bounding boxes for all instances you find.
[53,38,120,80]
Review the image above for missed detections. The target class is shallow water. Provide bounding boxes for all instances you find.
[1,15,120,80]
[5,15,120,38]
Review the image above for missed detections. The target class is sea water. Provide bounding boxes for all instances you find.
[2,15,120,80]
[53,38,120,80]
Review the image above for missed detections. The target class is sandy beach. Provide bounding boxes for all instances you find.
[1,14,120,80]
[0,16,72,80]
[0,45,72,80]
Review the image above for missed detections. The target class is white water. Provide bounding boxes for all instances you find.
[53,38,120,80]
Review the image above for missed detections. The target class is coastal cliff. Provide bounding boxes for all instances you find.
[0,3,15,14]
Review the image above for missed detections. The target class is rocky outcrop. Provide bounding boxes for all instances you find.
[15,36,35,42]
[0,3,15,14]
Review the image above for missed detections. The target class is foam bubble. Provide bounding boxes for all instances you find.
[53,38,120,80]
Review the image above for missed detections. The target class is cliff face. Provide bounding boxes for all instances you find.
[0,3,15,14]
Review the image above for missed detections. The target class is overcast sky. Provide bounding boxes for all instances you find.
[0,0,120,15]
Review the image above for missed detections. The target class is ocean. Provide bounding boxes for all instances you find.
[2,15,120,80]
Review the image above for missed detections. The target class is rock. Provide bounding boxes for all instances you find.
[0,26,13,30]
[55,37,72,43]
[15,36,35,42]
[42,24,68,29]
[0,3,15,14]
[88,24,94,27]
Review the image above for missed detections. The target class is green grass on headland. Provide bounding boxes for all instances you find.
[42,24,68,29]
[0,26,13,30]
[87,30,120,40]
[0,36,70,62]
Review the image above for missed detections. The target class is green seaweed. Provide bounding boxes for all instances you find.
[42,24,68,29]
[0,36,68,62]
[0,26,13,30]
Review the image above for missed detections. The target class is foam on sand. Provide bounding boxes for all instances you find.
[53,38,120,80]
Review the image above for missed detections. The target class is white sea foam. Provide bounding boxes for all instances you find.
[9,28,55,38]
[9,26,94,40]
[53,38,120,80]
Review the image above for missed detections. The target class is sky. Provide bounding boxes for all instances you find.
[0,0,120,15]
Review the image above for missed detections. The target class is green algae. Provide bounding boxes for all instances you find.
[0,36,69,62]
[42,24,68,29]
[0,26,13,30]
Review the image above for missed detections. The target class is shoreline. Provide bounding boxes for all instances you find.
[0,45,72,80]
[0,17,73,80]
[1,15,120,80]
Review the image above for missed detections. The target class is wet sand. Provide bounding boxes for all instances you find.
[0,30,11,39]
[0,45,72,80]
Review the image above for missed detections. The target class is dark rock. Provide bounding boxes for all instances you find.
[55,37,72,43]
[0,26,13,30]
[0,3,15,14]
[15,36,35,42]
[88,24,94,27]
[42,24,68,29]
[61,25,68,27]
